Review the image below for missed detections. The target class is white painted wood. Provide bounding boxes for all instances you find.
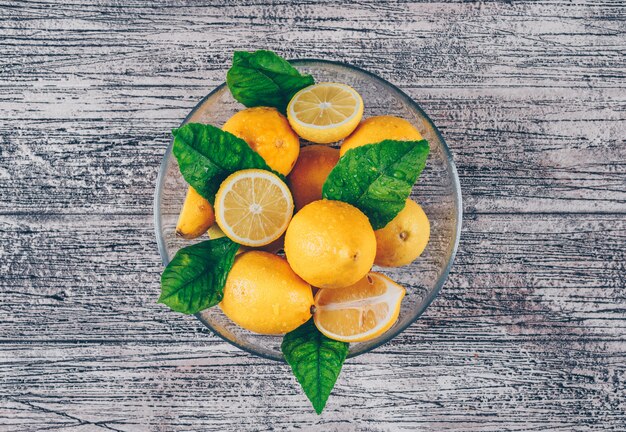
[1,0,624,430]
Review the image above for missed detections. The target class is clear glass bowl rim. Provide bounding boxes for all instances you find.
[153,58,463,362]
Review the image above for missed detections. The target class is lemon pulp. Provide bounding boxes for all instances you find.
[214,169,293,247]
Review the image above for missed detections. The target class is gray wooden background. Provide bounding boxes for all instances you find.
[1,1,625,430]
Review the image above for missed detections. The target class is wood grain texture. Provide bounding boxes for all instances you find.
[0,0,625,430]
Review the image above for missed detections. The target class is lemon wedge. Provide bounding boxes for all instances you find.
[313,272,405,342]
[287,82,363,144]
[176,186,215,239]
[214,169,293,247]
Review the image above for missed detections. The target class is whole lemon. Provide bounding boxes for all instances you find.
[287,145,340,211]
[285,200,376,289]
[374,199,430,267]
[340,115,422,157]
[223,107,300,175]
[220,251,313,334]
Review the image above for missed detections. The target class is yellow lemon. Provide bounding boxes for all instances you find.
[374,199,430,267]
[214,169,293,247]
[284,199,376,289]
[176,186,215,239]
[220,251,314,335]
[287,145,340,211]
[223,107,300,175]
[287,82,363,144]
[340,115,422,156]
[313,272,405,342]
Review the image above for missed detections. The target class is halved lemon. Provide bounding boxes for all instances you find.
[313,272,406,343]
[287,82,363,144]
[214,169,294,247]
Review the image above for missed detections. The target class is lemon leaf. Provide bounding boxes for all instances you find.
[159,238,239,314]
[227,50,314,113]
[281,320,349,415]
[322,139,429,230]
[172,123,282,203]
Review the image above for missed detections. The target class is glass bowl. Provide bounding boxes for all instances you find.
[154,59,462,362]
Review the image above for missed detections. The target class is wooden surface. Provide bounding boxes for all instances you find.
[1,1,625,430]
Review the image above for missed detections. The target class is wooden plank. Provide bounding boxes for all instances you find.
[0,213,623,343]
[1,341,625,431]
[0,88,624,215]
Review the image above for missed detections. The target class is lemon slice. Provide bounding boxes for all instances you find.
[214,169,294,247]
[287,82,363,144]
[313,272,405,342]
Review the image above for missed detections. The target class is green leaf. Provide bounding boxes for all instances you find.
[227,50,315,113]
[281,320,349,414]
[322,139,430,230]
[159,237,239,314]
[172,123,278,202]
